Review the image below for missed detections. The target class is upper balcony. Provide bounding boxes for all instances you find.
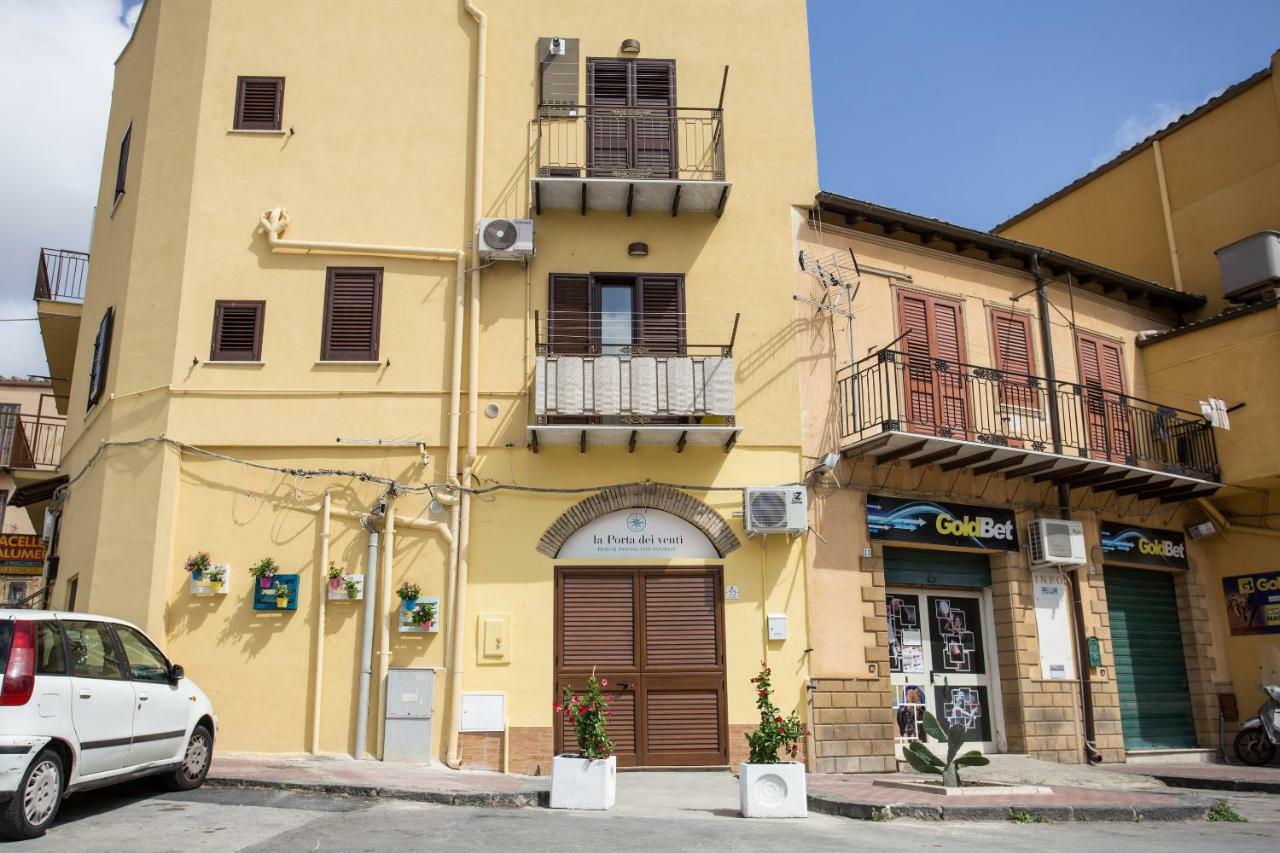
[528,311,740,452]
[531,106,730,217]
[0,412,65,473]
[835,350,1221,502]
[33,248,88,415]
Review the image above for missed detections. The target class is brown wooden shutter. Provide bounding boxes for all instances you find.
[559,574,635,669]
[235,76,284,130]
[929,298,968,434]
[114,124,131,202]
[990,308,1038,408]
[587,59,631,176]
[637,276,684,354]
[644,691,722,757]
[210,300,265,361]
[898,291,935,428]
[548,274,593,354]
[632,60,677,178]
[643,574,718,669]
[87,307,114,410]
[321,268,382,361]
[1076,331,1131,461]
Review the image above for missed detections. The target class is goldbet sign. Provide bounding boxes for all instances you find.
[867,495,1018,551]
[1099,523,1188,570]
[1223,570,1280,636]
[0,534,45,576]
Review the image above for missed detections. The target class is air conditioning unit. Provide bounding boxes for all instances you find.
[1028,518,1087,568]
[743,486,808,535]
[477,218,535,262]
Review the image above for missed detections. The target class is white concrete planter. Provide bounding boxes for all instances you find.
[549,754,616,810]
[739,761,807,818]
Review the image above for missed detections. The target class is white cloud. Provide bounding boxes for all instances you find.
[0,1,135,379]
[1089,88,1225,170]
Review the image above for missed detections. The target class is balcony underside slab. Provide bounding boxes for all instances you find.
[841,430,1221,502]
[532,177,731,216]
[36,298,81,416]
[527,424,740,453]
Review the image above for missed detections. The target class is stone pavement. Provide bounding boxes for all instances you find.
[1104,761,1280,794]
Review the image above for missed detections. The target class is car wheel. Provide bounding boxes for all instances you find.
[1234,728,1277,767]
[0,748,64,840]
[161,725,213,791]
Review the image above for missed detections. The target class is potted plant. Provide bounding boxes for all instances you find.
[396,582,421,611]
[250,557,279,589]
[739,662,808,818]
[207,565,226,594]
[343,577,360,600]
[409,600,436,628]
[327,562,344,591]
[184,551,212,581]
[550,672,616,810]
[273,580,291,610]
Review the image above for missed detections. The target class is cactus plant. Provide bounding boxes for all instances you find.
[902,709,990,788]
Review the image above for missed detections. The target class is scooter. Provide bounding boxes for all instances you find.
[1233,685,1280,766]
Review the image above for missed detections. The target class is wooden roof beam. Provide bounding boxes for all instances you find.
[938,449,996,471]
[972,453,1027,476]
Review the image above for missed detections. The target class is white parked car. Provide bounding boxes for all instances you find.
[0,610,215,839]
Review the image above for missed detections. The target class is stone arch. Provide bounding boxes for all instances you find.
[537,484,741,558]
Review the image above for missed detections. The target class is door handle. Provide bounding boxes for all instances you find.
[77,689,92,699]
[138,693,150,701]
[619,681,633,691]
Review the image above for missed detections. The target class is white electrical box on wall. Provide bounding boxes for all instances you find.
[767,613,788,641]
[1032,571,1076,680]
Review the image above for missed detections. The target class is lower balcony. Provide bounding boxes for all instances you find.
[836,351,1221,502]
[530,352,738,452]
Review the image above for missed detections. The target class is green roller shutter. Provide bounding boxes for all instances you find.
[884,547,991,588]
[1103,566,1197,750]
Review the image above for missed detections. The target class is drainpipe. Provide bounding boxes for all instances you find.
[446,0,487,770]
[375,495,397,759]
[1031,253,1102,764]
[310,490,332,754]
[354,520,380,759]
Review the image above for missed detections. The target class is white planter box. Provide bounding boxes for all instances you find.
[739,761,807,818]
[549,754,616,810]
[397,596,441,633]
[327,574,364,601]
[189,564,230,597]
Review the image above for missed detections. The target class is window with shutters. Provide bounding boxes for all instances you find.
[586,58,676,178]
[87,307,114,411]
[234,76,285,131]
[210,300,265,362]
[1075,330,1132,462]
[547,273,685,355]
[989,308,1039,408]
[896,290,968,435]
[113,123,131,205]
[321,268,382,362]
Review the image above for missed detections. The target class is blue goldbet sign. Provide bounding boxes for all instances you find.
[1099,523,1188,570]
[866,494,1019,551]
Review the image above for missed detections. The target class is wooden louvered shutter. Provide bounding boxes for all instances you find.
[930,298,969,435]
[560,574,635,669]
[548,274,593,354]
[321,268,382,361]
[87,307,114,410]
[235,76,284,131]
[211,300,264,361]
[637,276,684,354]
[898,292,936,430]
[990,309,1038,408]
[632,60,677,178]
[1076,331,1131,462]
[642,574,718,670]
[114,124,131,202]
[587,59,631,177]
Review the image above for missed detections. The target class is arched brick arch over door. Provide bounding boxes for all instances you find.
[536,484,741,558]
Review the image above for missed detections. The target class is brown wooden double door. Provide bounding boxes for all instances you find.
[555,567,727,767]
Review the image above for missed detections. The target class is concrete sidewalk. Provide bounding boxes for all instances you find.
[1104,761,1280,794]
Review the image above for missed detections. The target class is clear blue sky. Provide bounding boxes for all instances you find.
[808,0,1280,230]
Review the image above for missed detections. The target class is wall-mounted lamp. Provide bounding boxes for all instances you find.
[628,241,649,257]
[620,38,641,54]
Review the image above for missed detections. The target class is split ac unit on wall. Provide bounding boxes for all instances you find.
[1028,518,1087,568]
[477,218,535,262]
[743,486,808,535]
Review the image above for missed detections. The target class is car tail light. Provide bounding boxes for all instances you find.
[0,621,36,706]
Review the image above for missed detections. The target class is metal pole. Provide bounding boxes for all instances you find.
[310,490,331,754]
[354,523,379,760]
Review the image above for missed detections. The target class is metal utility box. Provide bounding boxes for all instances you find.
[384,668,434,763]
[1216,230,1280,299]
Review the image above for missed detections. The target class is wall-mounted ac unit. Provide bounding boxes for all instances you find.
[477,218,535,262]
[1028,518,1086,568]
[743,486,808,535]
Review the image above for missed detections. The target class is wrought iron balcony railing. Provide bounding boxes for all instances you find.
[533,105,725,182]
[33,248,88,304]
[0,413,66,470]
[835,350,1220,482]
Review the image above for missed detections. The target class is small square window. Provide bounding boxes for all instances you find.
[234,76,284,130]
[211,300,265,361]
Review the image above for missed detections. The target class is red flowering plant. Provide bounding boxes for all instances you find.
[745,662,807,764]
[555,671,614,760]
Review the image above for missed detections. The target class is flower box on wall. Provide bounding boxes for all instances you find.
[398,596,441,633]
[189,564,230,597]
[327,574,364,602]
[253,574,299,611]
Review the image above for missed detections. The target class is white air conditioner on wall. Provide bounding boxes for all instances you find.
[743,486,808,535]
[1028,518,1087,568]
[477,218,535,262]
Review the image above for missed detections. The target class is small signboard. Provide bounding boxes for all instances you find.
[1099,523,1188,570]
[866,495,1018,551]
[0,534,45,577]
[1223,570,1280,636]
[558,509,719,559]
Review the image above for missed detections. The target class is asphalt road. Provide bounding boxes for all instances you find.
[13,777,1280,852]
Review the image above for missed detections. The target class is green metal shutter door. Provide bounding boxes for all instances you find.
[1103,567,1197,750]
[884,548,991,588]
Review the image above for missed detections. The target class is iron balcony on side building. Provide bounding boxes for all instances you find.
[33,248,89,416]
[836,350,1221,502]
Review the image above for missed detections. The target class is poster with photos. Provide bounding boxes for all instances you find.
[933,684,992,742]
[926,596,986,675]
[887,594,925,674]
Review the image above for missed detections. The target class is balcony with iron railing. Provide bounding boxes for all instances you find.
[529,311,740,452]
[0,412,65,472]
[834,350,1221,502]
[32,248,88,416]
[33,249,88,304]
[531,105,730,216]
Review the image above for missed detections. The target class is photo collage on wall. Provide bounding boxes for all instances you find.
[934,684,992,741]
[927,596,986,675]
[887,594,925,674]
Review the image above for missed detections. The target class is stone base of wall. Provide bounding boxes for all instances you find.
[809,676,897,773]
[509,726,554,776]
[458,731,503,771]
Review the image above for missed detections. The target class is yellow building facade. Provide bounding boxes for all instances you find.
[37,0,818,772]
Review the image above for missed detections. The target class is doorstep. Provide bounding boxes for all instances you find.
[1123,748,1220,766]
[1105,761,1280,795]
[207,752,549,808]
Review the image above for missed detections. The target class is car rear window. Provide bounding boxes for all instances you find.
[0,621,11,665]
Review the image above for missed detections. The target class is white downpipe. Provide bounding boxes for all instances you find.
[446,0,486,770]
[355,522,380,760]
[375,496,397,759]
[310,490,332,754]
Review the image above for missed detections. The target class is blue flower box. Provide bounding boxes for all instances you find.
[253,573,299,611]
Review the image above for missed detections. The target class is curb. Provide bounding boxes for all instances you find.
[206,775,550,808]
[1148,774,1280,795]
[807,793,1211,823]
